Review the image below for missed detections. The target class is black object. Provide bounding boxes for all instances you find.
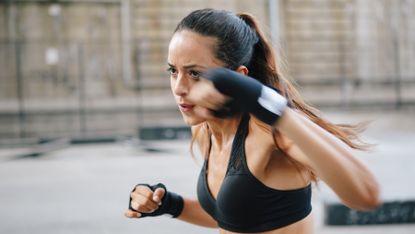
[205,68,287,125]
[325,200,415,225]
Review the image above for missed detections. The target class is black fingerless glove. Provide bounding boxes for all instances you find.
[205,68,288,126]
[129,183,184,218]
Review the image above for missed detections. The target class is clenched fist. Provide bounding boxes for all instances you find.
[125,183,184,218]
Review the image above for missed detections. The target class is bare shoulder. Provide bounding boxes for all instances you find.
[246,115,313,187]
[247,115,276,148]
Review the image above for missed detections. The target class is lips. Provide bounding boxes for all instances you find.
[179,103,195,112]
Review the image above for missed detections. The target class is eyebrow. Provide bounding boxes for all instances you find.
[167,63,207,69]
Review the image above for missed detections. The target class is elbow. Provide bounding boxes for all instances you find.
[354,170,382,211]
[362,180,381,210]
[348,182,382,211]
[359,193,381,211]
[343,194,381,211]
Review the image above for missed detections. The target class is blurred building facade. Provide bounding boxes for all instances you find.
[0,0,414,141]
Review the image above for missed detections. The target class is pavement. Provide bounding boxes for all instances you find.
[1,109,415,234]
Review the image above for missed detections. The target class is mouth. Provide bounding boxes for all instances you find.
[179,103,195,112]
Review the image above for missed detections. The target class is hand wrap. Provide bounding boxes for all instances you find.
[205,68,288,125]
[129,183,184,218]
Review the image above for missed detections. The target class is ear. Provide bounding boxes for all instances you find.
[235,65,249,76]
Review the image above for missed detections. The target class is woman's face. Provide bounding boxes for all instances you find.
[167,30,224,126]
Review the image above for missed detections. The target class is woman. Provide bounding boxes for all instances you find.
[125,8,380,233]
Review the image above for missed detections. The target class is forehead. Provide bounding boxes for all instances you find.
[168,30,221,66]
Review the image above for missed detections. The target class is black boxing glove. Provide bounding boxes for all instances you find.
[211,99,242,118]
[205,68,288,125]
[129,183,184,218]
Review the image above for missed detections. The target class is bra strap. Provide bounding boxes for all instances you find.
[228,114,250,173]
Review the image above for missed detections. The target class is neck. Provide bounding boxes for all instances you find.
[206,115,242,151]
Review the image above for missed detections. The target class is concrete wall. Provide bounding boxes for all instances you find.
[281,0,415,105]
[0,0,414,140]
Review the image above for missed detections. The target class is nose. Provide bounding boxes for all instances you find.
[173,74,189,97]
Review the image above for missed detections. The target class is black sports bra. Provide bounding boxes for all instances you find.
[197,115,312,233]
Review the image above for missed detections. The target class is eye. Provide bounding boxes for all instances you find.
[167,67,177,78]
[189,70,201,80]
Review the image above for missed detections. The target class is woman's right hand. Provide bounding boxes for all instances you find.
[125,184,166,218]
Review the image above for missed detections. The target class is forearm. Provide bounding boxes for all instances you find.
[297,111,376,176]
[177,198,218,228]
[278,109,380,210]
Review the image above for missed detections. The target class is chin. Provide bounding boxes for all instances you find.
[181,114,205,126]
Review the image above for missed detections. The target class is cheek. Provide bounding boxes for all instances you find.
[170,78,175,93]
[170,79,180,101]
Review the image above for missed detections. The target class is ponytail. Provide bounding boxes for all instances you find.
[237,13,281,88]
